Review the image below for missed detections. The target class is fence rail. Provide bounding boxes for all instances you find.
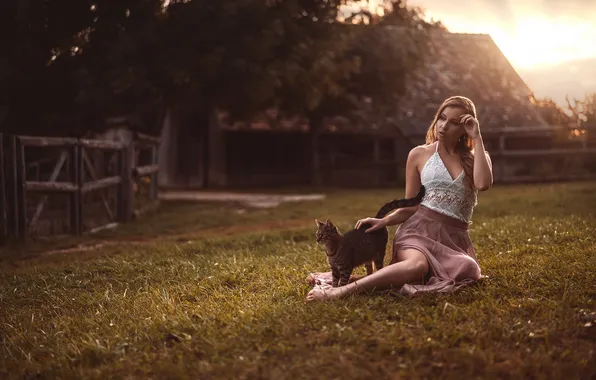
[0,134,7,240]
[0,132,160,243]
[482,124,596,183]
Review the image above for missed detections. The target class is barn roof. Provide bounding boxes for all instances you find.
[394,31,546,138]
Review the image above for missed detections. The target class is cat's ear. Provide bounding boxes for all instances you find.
[315,219,325,228]
[325,220,339,233]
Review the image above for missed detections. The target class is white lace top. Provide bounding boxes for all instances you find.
[420,142,477,223]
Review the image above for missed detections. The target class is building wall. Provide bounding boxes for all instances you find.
[225,131,310,188]
[157,108,408,189]
[158,107,207,189]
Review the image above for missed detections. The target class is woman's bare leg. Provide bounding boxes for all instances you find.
[348,275,366,283]
[306,249,429,302]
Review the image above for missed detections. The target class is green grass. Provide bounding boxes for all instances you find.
[1,182,595,379]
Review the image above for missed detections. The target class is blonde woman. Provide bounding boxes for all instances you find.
[307,96,493,302]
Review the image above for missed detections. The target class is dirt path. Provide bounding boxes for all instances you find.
[14,218,314,263]
[159,191,325,208]
[1,190,325,266]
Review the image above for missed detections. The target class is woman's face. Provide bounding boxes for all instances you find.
[435,106,467,143]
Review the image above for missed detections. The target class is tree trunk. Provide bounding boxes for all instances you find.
[206,109,227,188]
[373,137,381,186]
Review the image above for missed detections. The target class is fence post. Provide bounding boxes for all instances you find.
[69,143,81,235]
[6,135,19,239]
[15,137,27,238]
[117,147,124,221]
[497,133,506,183]
[150,142,158,202]
[120,142,134,222]
[373,138,381,187]
[77,144,84,233]
[0,134,6,242]
[393,139,401,184]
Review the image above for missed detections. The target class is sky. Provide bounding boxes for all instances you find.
[359,0,596,104]
[403,0,596,69]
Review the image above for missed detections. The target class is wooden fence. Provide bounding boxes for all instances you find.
[313,124,596,187]
[0,132,160,242]
[482,124,596,183]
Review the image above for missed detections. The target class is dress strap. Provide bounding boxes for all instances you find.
[435,141,439,152]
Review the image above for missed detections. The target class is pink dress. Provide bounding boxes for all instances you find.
[393,142,482,295]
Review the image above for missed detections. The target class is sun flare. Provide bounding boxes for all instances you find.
[491,17,596,69]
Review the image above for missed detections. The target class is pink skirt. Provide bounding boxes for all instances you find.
[392,205,482,295]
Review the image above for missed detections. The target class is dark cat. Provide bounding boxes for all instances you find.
[315,186,426,287]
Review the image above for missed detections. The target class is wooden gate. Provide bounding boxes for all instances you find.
[0,133,160,242]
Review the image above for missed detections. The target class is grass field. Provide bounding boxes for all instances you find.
[1,182,595,379]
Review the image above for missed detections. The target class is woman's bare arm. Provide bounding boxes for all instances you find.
[472,136,493,191]
[382,146,425,226]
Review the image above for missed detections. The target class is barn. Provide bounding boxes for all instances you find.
[156,30,581,190]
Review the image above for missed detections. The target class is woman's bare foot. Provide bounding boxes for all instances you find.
[306,282,359,302]
[305,273,318,285]
[305,271,332,285]
[306,285,339,302]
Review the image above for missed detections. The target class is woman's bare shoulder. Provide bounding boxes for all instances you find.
[407,143,434,164]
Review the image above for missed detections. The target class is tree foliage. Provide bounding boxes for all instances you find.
[531,97,573,127]
[1,0,166,135]
[1,0,439,136]
[567,93,596,127]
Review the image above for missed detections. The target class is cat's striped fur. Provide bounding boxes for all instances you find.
[315,186,426,287]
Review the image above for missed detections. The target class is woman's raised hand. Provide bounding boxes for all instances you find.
[354,217,387,233]
[460,114,480,139]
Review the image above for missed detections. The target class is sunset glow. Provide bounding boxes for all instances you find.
[403,0,596,70]
[439,16,596,69]
[344,0,596,103]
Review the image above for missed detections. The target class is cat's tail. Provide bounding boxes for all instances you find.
[374,185,426,219]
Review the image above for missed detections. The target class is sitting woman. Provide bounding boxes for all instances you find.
[306,95,493,302]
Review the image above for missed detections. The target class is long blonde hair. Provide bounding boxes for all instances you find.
[425,96,477,189]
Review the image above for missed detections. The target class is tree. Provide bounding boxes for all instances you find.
[1,0,437,148]
[567,93,596,127]
[267,0,441,184]
[0,0,167,136]
[160,1,290,124]
[70,0,168,135]
[530,97,573,127]
[0,0,93,135]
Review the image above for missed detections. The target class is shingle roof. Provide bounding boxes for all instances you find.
[395,31,546,137]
